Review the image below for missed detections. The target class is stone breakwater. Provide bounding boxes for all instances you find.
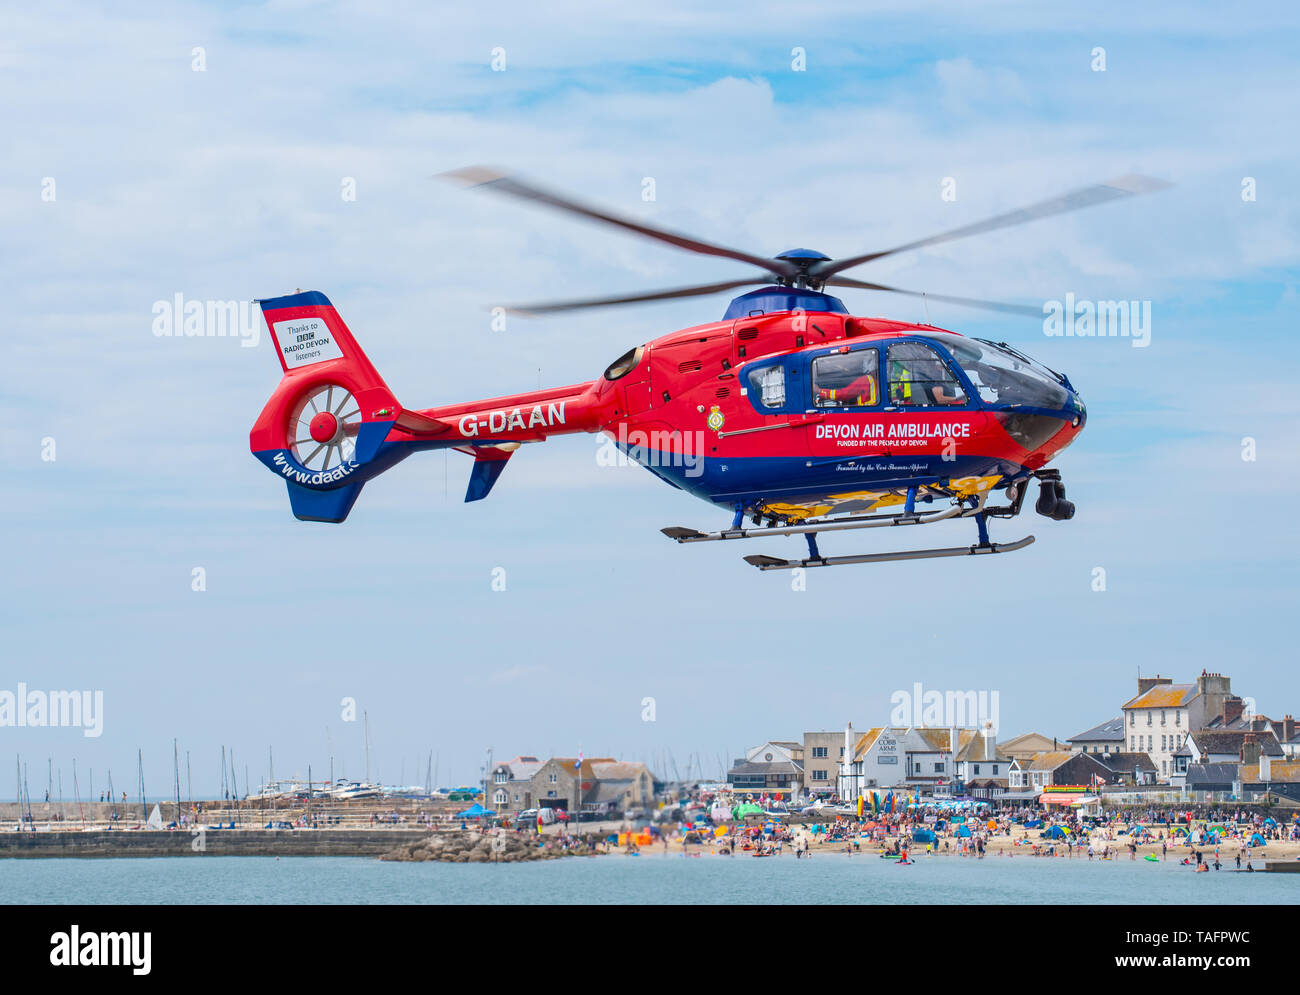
[0,828,430,857]
[381,831,603,863]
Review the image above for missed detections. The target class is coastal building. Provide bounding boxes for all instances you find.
[527,757,656,817]
[839,725,908,798]
[1205,711,1298,750]
[802,731,844,796]
[997,732,1058,763]
[839,724,999,797]
[1238,758,1300,802]
[1283,727,1300,759]
[1068,718,1125,755]
[1174,762,1239,793]
[1120,671,1238,780]
[1181,730,1283,766]
[529,757,614,815]
[1094,751,1158,786]
[954,727,1012,799]
[1007,750,1112,791]
[488,755,543,812]
[586,761,657,814]
[907,727,976,788]
[727,742,803,799]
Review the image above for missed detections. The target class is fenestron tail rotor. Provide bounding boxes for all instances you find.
[288,384,361,472]
[439,167,1171,317]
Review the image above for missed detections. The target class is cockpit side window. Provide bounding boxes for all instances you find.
[813,349,879,408]
[886,341,967,407]
[747,363,786,409]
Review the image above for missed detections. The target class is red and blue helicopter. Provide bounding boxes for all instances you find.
[250,168,1168,569]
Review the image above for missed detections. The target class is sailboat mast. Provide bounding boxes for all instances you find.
[364,712,371,784]
[73,758,84,826]
[173,739,181,825]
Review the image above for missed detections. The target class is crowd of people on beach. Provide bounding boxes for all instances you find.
[518,793,1300,867]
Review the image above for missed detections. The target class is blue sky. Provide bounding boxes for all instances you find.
[2,2,1298,797]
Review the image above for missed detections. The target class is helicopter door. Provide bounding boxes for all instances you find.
[875,340,989,475]
[806,346,886,460]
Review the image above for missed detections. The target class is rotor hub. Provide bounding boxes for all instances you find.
[309,411,340,444]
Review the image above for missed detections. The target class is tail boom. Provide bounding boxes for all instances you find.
[249,291,603,521]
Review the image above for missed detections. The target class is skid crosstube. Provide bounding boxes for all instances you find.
[743,535,1035,570]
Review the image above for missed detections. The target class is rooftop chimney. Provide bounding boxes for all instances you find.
[1222,696,1245,726]
[1197,671,1231,698]
[1241,733,1261,766]
[1137,675,1172,696]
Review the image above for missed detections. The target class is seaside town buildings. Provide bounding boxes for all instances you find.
[489,670,1300,814]
[486,756,655,817]
[729,670,1300,805]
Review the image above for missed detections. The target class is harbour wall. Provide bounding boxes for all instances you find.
[0,828,430,858]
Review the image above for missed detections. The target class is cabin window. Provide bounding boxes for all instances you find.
[812,349,879,408]
[747,363,786,409]
[886,341,967,407]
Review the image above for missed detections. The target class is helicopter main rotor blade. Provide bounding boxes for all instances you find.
[441,166,796,277]
[814,174,1172,279]
[825,277,1044,317]
[502,277,769,316]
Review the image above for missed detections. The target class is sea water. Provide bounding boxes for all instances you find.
[3,852,1293,904]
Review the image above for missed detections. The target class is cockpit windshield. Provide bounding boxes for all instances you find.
[924,332,1070,410]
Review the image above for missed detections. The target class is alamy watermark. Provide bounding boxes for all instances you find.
[151,293,261,348]
[1043,293,1151,348]
[596,425,706,478]
[890,682,999,734]
[0,684,104,737]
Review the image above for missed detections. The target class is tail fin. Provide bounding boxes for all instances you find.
[249,291,451,522]
[461,444,518,502]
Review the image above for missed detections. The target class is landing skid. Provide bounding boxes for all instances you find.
[662,489,1035,570]
[742,536,1035,570]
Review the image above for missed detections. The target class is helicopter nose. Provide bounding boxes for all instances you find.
[1067,394,1086,430]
